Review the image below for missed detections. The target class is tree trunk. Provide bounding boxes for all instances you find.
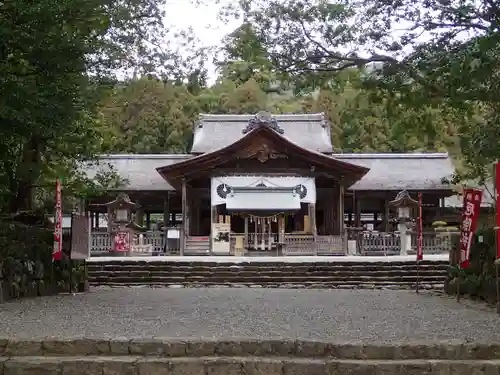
[9,137,42,213]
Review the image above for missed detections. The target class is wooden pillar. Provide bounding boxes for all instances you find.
[354,194,361,228]
[185,187,191,237]
[324,188,335,235]
[210,205,217,225]
[210,204,216,253]
[136,203,144,227]
[244,216,249,247]
[309,203,317,236]
[278,214,285,243]
[180,178,187,256]
[146,212,151,230]
[384,198,390,232]
[338,183,345,234]
[163,193,170,229]
[191,194,200,236]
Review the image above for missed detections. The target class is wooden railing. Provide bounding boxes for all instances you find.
[90,229,456,257]
[346,229,459,256]
[316,235,346,255]
[283,234,315,255]
[91,232,111,253]
[409,230,458,254]
[90,228,181,256]
[358,232,401,256]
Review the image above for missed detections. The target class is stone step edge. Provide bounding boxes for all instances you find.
[2,339,500,359]
[89,273,448,276]
[90,283,445,287]
[3,356,500,375]
[87,262,449,266]
[89,274,447,282]
[89,283,444,288]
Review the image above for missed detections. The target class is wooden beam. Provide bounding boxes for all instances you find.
[354,194,361,228]
[384,198,390,232]
[163,193,170,228]
[338,183,345,234]
[180,178,187,256]
[309,203,317,236]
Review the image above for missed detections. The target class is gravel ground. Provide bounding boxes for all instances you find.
[0,288,499,342]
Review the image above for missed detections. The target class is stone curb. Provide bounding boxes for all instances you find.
[90,283,444,290]
[2,339,500,360]
[2,356,500,375]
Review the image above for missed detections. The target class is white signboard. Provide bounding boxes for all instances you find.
[212,223,231,254]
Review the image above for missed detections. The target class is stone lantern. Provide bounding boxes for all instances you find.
[101,193,144,256]
[389,190,418,256]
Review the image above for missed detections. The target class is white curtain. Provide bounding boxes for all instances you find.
[210,175,316,206]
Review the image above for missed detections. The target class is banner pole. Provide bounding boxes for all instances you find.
[416,261,420,294]
[416,192,423,294]
[496,261,500,313]
[68,212,74,294]
[494,162,500,313]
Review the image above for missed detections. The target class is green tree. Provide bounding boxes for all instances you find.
[219,0,499,179]
[217,23,278,92]
[0,0,170,212]
[99,77,199,153]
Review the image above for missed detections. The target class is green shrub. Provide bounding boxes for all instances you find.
[445,228,498,303]
[0,219,86,302]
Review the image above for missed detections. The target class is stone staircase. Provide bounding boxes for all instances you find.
[1,338,499,374]
[184,236,210,255]
[87,259,449,289]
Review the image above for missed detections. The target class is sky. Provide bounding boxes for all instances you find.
[164,0,239,81]
[165,1,236,46]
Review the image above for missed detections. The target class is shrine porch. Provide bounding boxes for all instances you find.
[89,229,457,257]
[87,253,449,263]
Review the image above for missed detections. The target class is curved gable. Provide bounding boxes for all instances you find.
[157,120,369,188]
[191,113,333,153]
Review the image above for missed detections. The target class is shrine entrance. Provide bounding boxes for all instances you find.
[217,207,305,254]
[234,212,286,252]
[246,214,281,251]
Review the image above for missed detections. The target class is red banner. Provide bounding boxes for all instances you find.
[417,192,423,261]
[114,232,130,252]
[52,179,63,261]
[460,188,483,268]
[496,162,500,259]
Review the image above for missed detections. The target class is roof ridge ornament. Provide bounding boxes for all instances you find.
[389,190,419,208]
[242,111,284,134]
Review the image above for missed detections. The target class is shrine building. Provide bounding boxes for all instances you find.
[86,112,457,256]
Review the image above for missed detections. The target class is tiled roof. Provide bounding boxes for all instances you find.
[84,154,191,191]
[84,152,456,192]
[190,113,333,153]
[333,153,455,191]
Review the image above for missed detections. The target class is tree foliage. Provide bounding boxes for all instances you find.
[0,0,175,212]
[2,0,498,216]
[219,0,500,180]
[98,69,458,156]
